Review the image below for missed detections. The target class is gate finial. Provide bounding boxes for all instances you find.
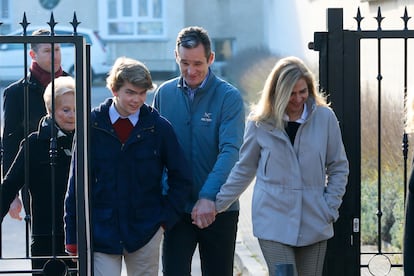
[354,7,364,32]
[70,12,81,35]
[401,7,411,31]
[375,7,384,31]
[19,12,30,36]
[47,12,57,36]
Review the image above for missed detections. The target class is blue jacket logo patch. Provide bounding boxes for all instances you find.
[201,112,212,122]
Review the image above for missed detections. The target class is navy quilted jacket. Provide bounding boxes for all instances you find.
[64,99,192,254]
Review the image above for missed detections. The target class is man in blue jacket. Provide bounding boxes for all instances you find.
[153,26,245,276]
[64,57,192,275]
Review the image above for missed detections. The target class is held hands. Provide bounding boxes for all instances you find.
[8,196,23,221]
[191,198,217,229]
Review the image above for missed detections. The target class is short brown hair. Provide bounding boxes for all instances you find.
[176,26,212,61]
[106,57,154,92]
[30,28,52,52]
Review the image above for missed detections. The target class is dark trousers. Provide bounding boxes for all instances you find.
[162,211,239,276]
[31,235,77,275]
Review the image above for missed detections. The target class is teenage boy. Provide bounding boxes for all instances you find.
[65,57,191,275]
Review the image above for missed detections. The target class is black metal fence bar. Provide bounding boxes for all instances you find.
[356,30,414,38]
[0,23,92,275]
[355,7,410,273]
[310,6,413,275]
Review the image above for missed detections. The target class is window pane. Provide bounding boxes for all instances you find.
[1,0,9,18]
[139,0,148,16]
[108,0,117,19]
[152,0,162,18]
[108,22,134,35]
[103,0,164,38]
[123,0,132,17]
[0,0,10,34]
[0,24,11,35]
[137,22,162,35]
[214,39,233,62]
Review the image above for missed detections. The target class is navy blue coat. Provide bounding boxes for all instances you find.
[64,99,192,254]
[1,116,73,236]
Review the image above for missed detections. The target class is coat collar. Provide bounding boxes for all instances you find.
[93,98,157,130]
[37,116,74,142]
[255,97,317,135]
[177,68,215,92]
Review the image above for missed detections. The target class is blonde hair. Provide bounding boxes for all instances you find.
[43,76,76,115]
[249,56,328,130]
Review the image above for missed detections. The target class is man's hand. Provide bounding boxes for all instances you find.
[191,198,217,229]
[8,196,23,221]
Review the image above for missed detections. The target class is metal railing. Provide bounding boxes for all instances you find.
[0,12,92,275]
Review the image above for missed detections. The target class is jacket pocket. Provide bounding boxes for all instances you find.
[260,150,271,177]
[132,147,163,185]
[318,196,335,223]
[92,208,117,245]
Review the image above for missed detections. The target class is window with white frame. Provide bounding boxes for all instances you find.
[100,0,164,40]
[0,0,11,35]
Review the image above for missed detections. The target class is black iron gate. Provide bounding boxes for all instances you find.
[310,7,412,276]
[0,13,92,275]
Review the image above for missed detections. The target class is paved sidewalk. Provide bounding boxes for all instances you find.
[160,180,268,276]
[0,181,267,276]
[234,182,268,276]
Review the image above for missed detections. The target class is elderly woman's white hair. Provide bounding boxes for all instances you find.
[43,76,76,115]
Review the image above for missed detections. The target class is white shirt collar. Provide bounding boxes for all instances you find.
[283,103,308,123]
[109,100,139,126]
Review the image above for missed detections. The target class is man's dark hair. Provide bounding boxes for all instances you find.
[176,26,212,60]
[30,28,51,52]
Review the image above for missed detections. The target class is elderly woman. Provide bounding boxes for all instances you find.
[1,76,76,274]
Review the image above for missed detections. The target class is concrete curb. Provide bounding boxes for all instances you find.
[234,240,268,276]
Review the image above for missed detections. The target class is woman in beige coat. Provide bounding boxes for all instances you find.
[213,57,349,276]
